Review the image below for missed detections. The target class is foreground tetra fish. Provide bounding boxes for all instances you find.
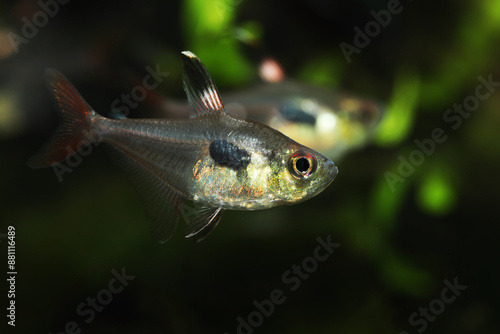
[29,51,338,243]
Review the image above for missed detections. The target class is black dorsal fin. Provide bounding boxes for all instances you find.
[181,51,225,117]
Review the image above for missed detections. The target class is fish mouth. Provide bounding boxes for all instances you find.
[325,160,339,183]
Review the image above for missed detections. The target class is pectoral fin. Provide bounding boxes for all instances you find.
[184,205,225,242]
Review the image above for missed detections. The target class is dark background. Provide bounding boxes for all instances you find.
[1,0,499,333]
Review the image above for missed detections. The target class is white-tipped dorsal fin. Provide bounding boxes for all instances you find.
[181,51,225,117]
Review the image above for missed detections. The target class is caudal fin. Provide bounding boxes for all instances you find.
[28,69,99,168]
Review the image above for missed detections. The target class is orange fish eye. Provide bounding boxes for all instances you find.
[288,151,317,179]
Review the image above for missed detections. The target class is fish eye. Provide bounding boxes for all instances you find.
[357,102,380,126]
[288,151,317,179]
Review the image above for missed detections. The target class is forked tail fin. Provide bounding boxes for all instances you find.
[28,69,100,168]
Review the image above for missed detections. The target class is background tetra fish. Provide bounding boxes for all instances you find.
[163,57,384,161]
[29,51,338,243]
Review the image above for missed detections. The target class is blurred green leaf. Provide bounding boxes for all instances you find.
[416,164,457,216]
[374,70,420,146]
[297,53,344,87]
[420,0,500,108]
[379,252,433,297]
[182,0,254,86]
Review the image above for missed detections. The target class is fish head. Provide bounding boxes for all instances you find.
[268,142,338,204]
[338,97,384,132]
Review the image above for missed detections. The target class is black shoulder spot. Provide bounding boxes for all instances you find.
[281,103,316,125]
[209,139,251,171]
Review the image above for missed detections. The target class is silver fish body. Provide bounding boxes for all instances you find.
[95,112,335,210]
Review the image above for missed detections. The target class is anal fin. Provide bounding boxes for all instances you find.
[106,144,186,244]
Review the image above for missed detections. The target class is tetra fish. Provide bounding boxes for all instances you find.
[29,51,338,243]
